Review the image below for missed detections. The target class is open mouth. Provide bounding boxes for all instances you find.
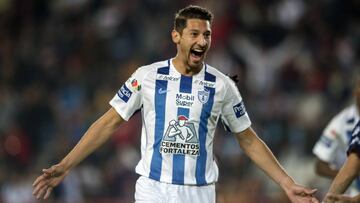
[190,49,205,61]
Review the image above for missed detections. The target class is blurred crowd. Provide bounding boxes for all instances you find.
[0,0,359,202]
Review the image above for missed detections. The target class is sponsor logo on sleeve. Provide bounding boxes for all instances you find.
[131,79,141,91]
[117,84,132,102]
[320,136,333,147]
[233,101,246,118]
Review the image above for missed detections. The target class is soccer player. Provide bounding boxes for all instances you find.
[312,77,360,195]
[32,5,318,203]
[323,120,360,203]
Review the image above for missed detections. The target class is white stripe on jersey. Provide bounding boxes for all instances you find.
[110,59,251,185]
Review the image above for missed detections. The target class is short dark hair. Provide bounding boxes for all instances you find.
[174,5,214,33]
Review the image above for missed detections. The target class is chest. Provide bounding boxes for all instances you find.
[141,74,224,118]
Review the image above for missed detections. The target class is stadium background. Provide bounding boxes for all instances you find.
[0,0,359,202]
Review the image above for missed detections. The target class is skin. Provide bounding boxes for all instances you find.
[325,193,360,203]
[315,158,338,178]
[172,19,211,76]
[33,17,319,203]
[324,153,360,203]
[33,107,123,199]
[235,128,318,203]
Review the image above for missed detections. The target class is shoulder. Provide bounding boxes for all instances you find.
[138,60,170,73]
[329,105,356,123]
[205,64,242,99]
[338,105,358,117]
[205,64,235,87]
[134,59,170,78]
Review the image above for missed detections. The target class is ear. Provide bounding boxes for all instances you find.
[171,29,180,44]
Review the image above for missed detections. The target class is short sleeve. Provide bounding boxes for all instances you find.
[312,111,345,162]
[312,133,340,162]
[220,78,251,133]
[347,121,360,158]
[109,68,143,121]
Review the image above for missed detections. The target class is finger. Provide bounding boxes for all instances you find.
[311,197,319,203]
[33,175,45,187]
[308,189,317,195]
[35,184,48,199]
[302,188,317,195]
[297,196,315,203]
[42,167,54,175]
[43,186,53,199]
[33,180,48,196]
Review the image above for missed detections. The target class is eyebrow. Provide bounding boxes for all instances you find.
[188,29,212,33]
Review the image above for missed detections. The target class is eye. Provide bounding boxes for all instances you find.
[204,32,211,39]
[190,32,198,37]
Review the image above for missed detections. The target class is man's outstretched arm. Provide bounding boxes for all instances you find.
[33,107,124,199]
[323,153,360,203]
[235,127,318,203]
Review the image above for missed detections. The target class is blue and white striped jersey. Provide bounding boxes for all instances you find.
[110,59,251,185]
[348,120,360,158]
[312,104,360,194]
[313,105,359,169]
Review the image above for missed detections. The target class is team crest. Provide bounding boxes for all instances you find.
[198,88,210,104]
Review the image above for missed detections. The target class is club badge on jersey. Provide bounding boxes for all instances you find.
[198,89,210,104]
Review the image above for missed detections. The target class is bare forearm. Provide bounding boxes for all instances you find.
[315,159,338,178]
[60,108,123,171]
[236,128,292,187]
[327,154,360,194]
[328,175,354,194]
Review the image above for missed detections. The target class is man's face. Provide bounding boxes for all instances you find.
[176,19,212,70]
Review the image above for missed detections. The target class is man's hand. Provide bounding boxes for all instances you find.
[284,184,319,203]
[280,177,319,203]
[284,183,319,203]
[32,164,68,199]
[324,193,360,203]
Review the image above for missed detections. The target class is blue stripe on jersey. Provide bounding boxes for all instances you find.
[172,107,190,184]
[149,61,170,181]
[179,75,192,93]
[157,64,170,75]
[196,66,216,185]
[172,75,192,184]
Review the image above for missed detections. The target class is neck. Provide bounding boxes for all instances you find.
[172,56,202,76]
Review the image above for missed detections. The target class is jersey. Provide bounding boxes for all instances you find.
[110,59,251,186]
[348,120,360,158]
[312,104,360,193]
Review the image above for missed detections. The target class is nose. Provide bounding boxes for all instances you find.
[197,34,207,47]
